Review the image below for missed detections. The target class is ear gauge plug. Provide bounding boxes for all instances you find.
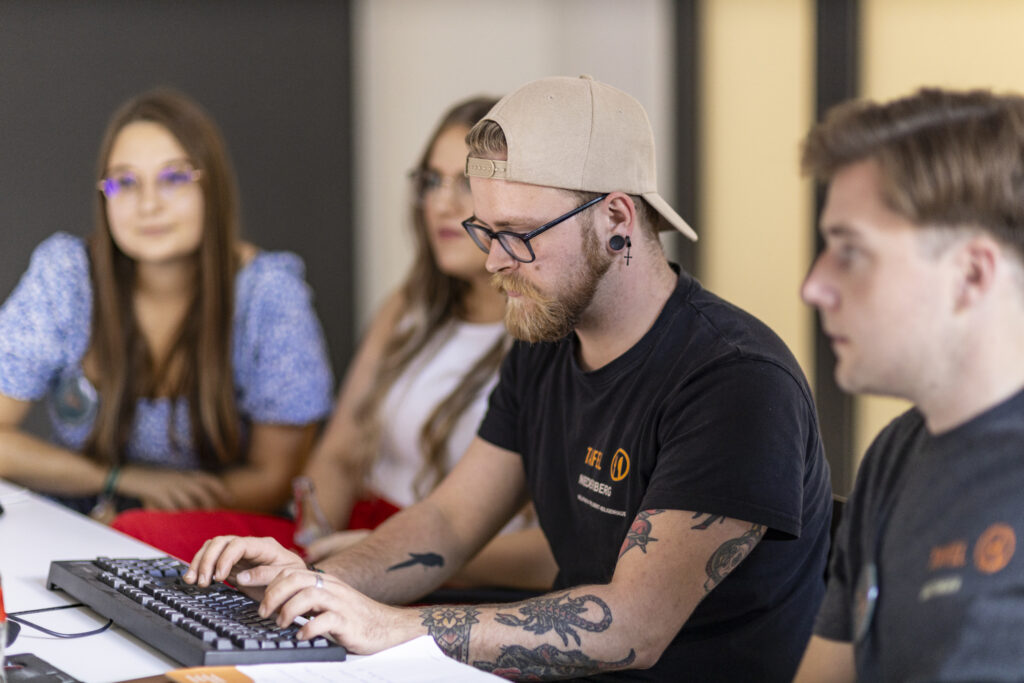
[609,235,632,265]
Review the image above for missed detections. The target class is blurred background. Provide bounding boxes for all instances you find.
[3,0,1024,495]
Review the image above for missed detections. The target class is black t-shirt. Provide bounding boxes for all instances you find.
[816,388,1024,681]
[479,271,832,681]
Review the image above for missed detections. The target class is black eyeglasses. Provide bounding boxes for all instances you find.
[461,193,609,263]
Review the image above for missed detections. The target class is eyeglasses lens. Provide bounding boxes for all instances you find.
[100,173,138,199]
[99,165,198,201]
[465,224,492,254]
[498,234,531,262]
[414,170,469,202]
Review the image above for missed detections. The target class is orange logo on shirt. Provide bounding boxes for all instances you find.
[973,523,1016,574]
[929,541,967,570]
[609,449,630,482]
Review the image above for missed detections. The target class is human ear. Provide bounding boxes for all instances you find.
[603,192,636,241]
[955,235,999,309]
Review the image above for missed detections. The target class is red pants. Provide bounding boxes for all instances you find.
[111,497,401,562]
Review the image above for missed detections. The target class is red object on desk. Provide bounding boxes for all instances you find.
[110,497,401,561]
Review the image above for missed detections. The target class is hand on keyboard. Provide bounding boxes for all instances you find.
[185,535,423,655]
[258,563,419,655]
[185,535,305,599]
[47,557,347,666]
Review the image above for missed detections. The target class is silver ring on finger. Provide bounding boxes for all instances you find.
[314,573,324,590]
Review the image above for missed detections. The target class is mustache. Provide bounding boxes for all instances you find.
[491,272,545,301]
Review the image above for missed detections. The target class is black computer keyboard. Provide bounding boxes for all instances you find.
[47,556,347,666]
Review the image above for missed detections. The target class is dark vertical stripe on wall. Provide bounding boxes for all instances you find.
[814,0,860,495]
[673,0,699,276]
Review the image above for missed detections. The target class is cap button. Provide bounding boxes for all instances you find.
[578,74,594,81]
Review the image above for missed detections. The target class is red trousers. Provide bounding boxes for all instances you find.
[111,497,402,562]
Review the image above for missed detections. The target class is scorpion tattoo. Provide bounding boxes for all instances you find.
[495,592,613,647]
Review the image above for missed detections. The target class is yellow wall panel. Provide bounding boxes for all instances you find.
[701,0,815,381]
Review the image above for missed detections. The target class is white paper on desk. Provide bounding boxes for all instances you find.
[235,636,502,682]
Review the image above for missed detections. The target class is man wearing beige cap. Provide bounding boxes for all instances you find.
[188,75,831,680]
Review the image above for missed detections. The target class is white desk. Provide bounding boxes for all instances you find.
[0,478,175,682]
[0,480,501,683]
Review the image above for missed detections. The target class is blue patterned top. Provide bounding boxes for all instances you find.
[0,232,334,470]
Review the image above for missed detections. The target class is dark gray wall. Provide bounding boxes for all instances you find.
[0,1,353,424]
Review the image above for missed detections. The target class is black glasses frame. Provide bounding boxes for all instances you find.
[461,193,609,263]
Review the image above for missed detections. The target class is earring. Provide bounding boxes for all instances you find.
[609,235,632,265]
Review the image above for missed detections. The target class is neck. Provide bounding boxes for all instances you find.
[917,308,1024,434]
[460,274,506,324]
[574,247,678,371]
[134,258,197,302]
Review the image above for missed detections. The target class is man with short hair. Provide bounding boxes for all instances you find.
[794,88,1024,681]
[189,75,831,681]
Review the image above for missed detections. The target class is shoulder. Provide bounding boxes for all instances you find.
[371,288,409,335]
[856,408,926,484]
[672,276,813,399]
[15,232,91,314]
[30,232,89,276]
[235,248,314,310]
[683,279,794,359]
[239,248,308,287]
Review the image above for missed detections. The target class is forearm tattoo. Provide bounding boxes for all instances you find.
[474,644,636,680]
[494,592,613,647]
[420,605,480,663]
[387,552,444,571]
[619,508,664,558]
[704,523,765,593]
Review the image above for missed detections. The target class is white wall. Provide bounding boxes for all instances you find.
[353,0,675,327]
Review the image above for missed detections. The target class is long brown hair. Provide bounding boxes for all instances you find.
[352,96,506,497]
[86,88,241,470]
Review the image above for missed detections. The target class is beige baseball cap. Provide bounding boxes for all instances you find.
[465,75,697,241]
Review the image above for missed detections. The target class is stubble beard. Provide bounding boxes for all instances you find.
[493,225,613,343]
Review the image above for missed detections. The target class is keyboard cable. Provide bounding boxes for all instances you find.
[8,603,113,640]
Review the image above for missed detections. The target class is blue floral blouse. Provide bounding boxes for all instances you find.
[0,232,334,470]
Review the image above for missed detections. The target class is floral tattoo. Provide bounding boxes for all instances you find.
[420,605,480,663]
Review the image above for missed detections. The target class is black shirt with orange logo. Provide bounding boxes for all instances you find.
[816,387,1024,681]
[479,269,832,682]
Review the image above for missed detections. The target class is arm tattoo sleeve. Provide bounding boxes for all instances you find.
[474,644,636,680]
[420,605,480,663]
[619,508,664,558]
[494,592,613,646]
[704,523,765,593]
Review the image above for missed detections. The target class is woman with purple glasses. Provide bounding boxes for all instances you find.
[0,88,332,522]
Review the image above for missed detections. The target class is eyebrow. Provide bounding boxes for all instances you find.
[820,223,863,240]
[105,157,193,174]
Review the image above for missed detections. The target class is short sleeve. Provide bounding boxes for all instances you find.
[233,252,334,424]
[642,358,817,538]
[477,341,526,453]
[814,502,855,641]
[0,233,90,401]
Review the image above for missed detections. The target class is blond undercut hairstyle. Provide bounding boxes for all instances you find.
[802,87,1024,261]
[465,120,661,241]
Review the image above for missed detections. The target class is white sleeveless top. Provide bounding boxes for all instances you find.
[367,318,506,508]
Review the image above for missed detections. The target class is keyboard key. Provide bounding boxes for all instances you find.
[47,557,347,666]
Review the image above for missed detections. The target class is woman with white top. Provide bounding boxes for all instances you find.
[302,96,556,590]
